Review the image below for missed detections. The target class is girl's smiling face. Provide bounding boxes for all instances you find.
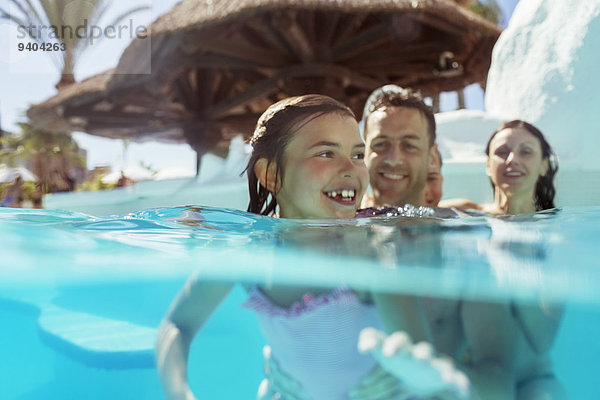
[273,112,368,219]
[486,127,549,197]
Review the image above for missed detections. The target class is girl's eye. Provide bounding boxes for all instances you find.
[353,152,365,160]
[317,151,334,158]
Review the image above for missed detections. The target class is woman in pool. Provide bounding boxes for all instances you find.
[155,94,468,400]
[440,120,558,213]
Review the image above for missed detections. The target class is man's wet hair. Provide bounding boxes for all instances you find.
[362,84,436,147]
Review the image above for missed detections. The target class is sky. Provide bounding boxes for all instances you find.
[0,0,519,175]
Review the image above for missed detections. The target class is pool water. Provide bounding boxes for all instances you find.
[1,206,599,399]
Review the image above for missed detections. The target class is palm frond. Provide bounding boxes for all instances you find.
[39,0,60,27]
[1,13,30,32]
[21,0,46,27]
[2,0,148,88]
[107,5,151,28]
[2,1,45,39]
[7,0,35,23]
[469,0,503,25]
[90,0,111,26]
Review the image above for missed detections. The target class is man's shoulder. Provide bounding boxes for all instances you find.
[360,193,376,208]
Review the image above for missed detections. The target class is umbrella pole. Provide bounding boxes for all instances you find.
[195,148,208,177]
[196,151,201,177]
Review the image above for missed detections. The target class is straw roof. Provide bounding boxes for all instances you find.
[144,0,492,38]
[28,71,112,134]
[28,0,501,156]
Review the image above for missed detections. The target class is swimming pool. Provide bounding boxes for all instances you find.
[1,206,599,399]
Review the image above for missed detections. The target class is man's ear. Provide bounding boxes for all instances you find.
[254,158,280,193]
[429,144,438,168]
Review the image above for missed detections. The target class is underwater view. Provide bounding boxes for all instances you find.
[1,206,600,399]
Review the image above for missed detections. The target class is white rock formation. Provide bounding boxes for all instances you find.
[485,0,600,169]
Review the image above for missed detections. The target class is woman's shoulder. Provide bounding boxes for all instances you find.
[438,198,484,211]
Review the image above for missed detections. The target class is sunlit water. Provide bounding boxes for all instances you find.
[1,206,599,399]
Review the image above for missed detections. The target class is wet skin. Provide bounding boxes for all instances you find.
[364,107,432,206]
[486,127,549,200]
[424,148,443,206]
[257,112,369,307]
[274,113,369,219]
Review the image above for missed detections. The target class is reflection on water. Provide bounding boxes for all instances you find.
[1,205,599,303]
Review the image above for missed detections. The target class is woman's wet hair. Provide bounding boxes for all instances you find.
[245,94,356,216]
[485,120,558,211]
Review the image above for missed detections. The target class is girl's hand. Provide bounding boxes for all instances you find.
[257,345,308,400]
[358,328,472,400]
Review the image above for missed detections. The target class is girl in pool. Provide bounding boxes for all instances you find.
[156,94,467,400]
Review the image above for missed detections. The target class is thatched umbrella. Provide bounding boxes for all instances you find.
[28,0,501,169]
[28,69,184,143]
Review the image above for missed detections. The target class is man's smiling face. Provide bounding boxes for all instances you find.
[364,106,431,206]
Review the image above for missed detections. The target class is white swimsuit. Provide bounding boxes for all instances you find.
[243,287,385,399]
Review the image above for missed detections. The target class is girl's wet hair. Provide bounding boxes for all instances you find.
[245,94,356,216]
[485,120,558,211]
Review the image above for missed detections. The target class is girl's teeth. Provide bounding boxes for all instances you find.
[327,190,355,199]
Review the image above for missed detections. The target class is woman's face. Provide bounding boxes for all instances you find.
[275,113,368,219]
[486,127,549,198]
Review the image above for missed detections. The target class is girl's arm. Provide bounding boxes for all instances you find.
[156,275,234,400]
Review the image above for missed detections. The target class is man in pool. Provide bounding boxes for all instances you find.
[360,115,566,398]
[361,85,437,208]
